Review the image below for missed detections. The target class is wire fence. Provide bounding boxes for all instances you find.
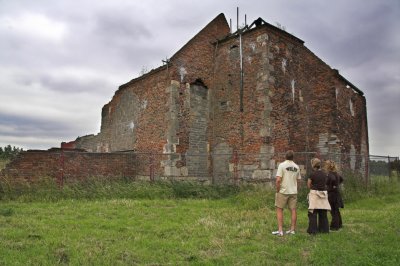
[1,150,398,187]
[369,154,400,178]
[133,152,398,185]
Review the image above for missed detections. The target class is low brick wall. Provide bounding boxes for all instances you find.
[1,149,370,185]
[0,149,136,183]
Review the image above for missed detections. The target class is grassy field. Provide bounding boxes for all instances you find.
[1,177,399,265]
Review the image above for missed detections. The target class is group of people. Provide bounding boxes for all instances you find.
[272,150,344,236]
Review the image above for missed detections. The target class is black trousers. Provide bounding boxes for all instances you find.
[307,209,329,234]
[330,208,342,230]
[328,191,343,230]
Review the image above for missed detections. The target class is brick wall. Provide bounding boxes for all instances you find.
[55,14,369,182]
[211,22,368,180]
[73,13,230,154]
[0,149,136,183]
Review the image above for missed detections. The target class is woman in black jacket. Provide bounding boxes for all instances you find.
[307,158,331,234]
[326,160,344,230]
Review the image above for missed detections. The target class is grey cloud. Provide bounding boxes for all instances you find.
[5,70,113,95]
[282,1,399,69]
[93,12,152,41]
[0,114,77,138]
[38,74,113,93]
[0,0,398,156]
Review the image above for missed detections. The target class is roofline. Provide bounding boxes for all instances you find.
[117,64,168,91]
[333,69,364,96]
[170,13,229,61]
[214,17,304,45]
[117,13,228,91]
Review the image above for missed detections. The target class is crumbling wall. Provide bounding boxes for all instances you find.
[210,22,368,182]
[211,27,278,182]
[73,13,230,155]
[62,14,368,183]
[162,81,210,178]
[186,83,209,178]
[0,149,136,183]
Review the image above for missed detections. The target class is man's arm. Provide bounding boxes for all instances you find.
[276,176,281,193]
[297,178,303,188]
[296,172,302,188]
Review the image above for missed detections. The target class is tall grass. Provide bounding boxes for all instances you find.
[340,171,400,203]
[0,176,246,202]
[1,171,399,204]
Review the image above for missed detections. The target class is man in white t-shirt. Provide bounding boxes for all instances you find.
[272,150,302,236]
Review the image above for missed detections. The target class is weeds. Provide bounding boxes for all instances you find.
[0,177,244,202]
[1,172,399,203]
[340,171,400,203]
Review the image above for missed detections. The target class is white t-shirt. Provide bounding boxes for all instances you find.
[276,160,301,194]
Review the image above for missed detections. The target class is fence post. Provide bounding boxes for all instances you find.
[365,154,369,188]
[58,149,64,189]
[305,153,309,178]
[233,150,239,184]
[149,152,155,183]
[397,157,400,181]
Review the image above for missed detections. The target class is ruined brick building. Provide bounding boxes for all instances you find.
[62,13,369,182]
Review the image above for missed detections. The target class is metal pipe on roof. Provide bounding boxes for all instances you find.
[237,7,239,31]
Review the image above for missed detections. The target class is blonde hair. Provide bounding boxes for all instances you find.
[326,160,338,172]
[311,158,321,169]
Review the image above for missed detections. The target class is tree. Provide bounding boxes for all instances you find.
[0,145,23,159]
[369,160,389,176]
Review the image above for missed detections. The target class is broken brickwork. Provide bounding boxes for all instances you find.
[1,149,136,183]
[55,13,368,183]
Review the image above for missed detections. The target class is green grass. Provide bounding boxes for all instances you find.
[0,177,399,265]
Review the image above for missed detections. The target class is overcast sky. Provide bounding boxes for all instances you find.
[0,0,399,156]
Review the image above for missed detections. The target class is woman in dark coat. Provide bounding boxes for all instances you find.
[326,160,344,230]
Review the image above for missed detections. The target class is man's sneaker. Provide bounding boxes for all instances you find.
[272,230,283,236]
[286,230,295,235]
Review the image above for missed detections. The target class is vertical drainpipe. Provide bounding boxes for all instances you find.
[239,31,245,146]
[237,6,244,147]
[237,6,244,112]
[239,32,244,112]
